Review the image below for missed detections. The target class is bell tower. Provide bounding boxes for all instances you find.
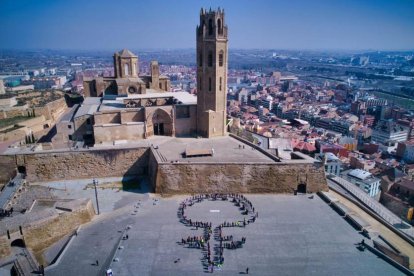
[113,49,138,78]
[196,8,228,138]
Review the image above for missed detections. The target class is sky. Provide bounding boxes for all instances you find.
[0,0,413,51]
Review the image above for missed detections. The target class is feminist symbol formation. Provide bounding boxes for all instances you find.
[178,194,258,272]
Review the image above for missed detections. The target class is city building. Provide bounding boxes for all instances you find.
[341,169,381,197]
[315,118,352,136]
[396,141,414,164]
[319,152,342,176]
[371,119,408,145]
[349,154,376,170]
[22,76,67,89]
[5,85,34,92]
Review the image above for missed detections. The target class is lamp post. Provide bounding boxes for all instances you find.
[93,178,100,215]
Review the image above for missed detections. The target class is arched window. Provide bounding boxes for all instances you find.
[217,19,222,35]
[199,51,203,67]
[209,77,212,91]
[159,83,162,89]
[124,63,129,76]
[208,52,213,67]
[219,51,224,67]
[208,19,213,35]
[198,20,205,35]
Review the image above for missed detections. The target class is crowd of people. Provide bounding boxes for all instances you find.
[178,193,257,273]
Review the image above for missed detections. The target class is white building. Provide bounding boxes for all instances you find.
[341,169,381,197]
[320,152,342,176]
[47,68,57,75]
[371,119,408,145]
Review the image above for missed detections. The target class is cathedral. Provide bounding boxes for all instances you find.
[55,8,228,145]
[83,49,171,97]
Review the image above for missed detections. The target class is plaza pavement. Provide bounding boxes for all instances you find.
[152,136,275,163]
[46,193,404,276]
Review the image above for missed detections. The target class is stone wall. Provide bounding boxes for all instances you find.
[153,162,328,195]
[11,147,149,182]
[33,97,67,122]
[380,192,410,222]
[2,144,328,194]
[0,155,16,186]
[23,200,95,265]
[0,105,29,120]
[94,123,145,143]
[373,239,410,269]
[175,105,197,137]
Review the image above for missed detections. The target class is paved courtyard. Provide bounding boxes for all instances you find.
[152,136,276,163]
[46,194,404,276]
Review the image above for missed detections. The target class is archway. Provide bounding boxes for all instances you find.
[151,109,173,136]
[11,239,25,248]
[297,183,307,194]
[17,166,26,175]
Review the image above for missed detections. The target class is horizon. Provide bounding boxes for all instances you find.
[1,48,414,53]
[1,0,414,51]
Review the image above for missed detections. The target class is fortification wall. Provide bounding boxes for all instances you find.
[0,155,16,186]
[27,200,95,265]
[153,162,328,195]
[2,144,328,194]
[11,147,149,182]
[33,97,67,121]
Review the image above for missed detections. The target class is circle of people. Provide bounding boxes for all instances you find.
[178,193,258,271]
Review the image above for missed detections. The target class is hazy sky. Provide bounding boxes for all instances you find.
[1,0,413,51]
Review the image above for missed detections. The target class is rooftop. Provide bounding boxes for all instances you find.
[98,91,197,111]
[152,136,276,163]
[117,49,137,57]
[348,169,372,180]
[60,104,79,122]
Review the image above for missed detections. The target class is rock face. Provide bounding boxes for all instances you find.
[154,162,328,194]
[20,148,149,182]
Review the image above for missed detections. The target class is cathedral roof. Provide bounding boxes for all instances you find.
[118,49,137,57]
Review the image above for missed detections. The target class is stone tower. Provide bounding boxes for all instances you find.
[150,61,160,90]
[0,79,5,94]
[196,8,228,138]
[113,49,138,78]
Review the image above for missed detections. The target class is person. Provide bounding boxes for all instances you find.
[246,267,249,274]
[96,260,99,266]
